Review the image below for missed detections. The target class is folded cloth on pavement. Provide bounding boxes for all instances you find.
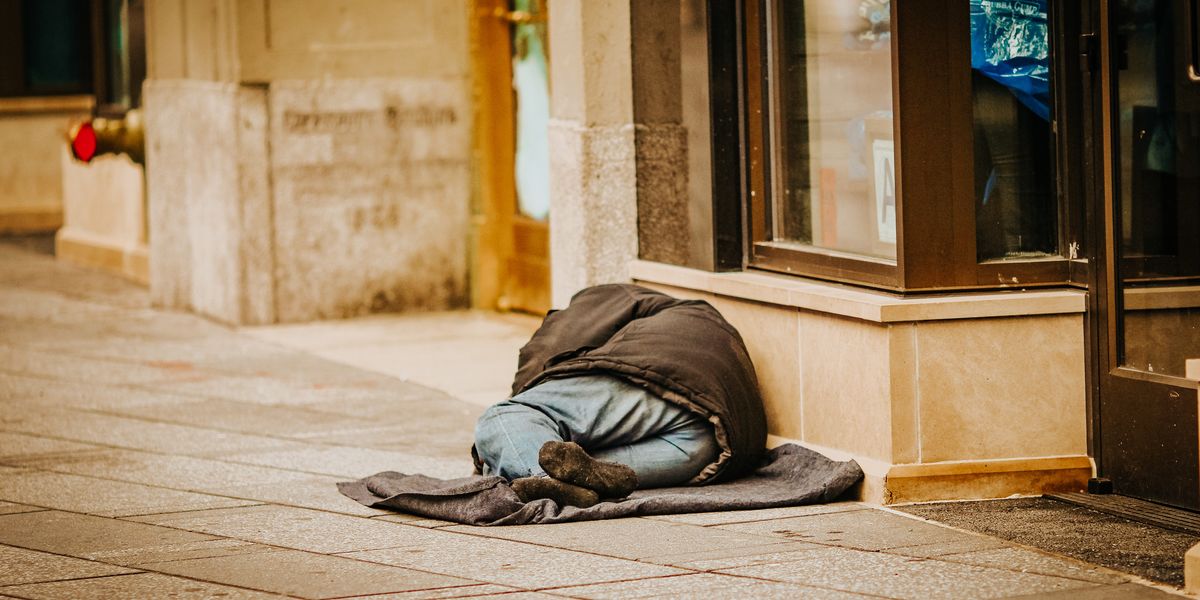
[337,443,863,526]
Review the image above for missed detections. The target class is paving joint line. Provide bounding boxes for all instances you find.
[0,508,497,593]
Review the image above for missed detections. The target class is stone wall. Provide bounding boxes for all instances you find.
[142,0,471,324]
[145,78,470,324]
[0,101,92,233]
[267,80,470,321]
[633,264,1092,504]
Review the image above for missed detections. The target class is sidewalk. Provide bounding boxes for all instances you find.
[0,240,1184,599]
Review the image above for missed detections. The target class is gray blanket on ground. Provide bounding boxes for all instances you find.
[337,444,863,526]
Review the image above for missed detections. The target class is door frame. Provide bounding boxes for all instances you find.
[468,0,552,315]
[1086,0,1200,510]
[469,0,518,312]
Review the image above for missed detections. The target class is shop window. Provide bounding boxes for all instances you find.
[0,0,93,97]
[740,0,1085,291]
[769,1,896,261]
[97,0,146,114]
[0,0,145,113]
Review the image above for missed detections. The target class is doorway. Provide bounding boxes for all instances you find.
[470,0,552,315]
[1090,0,1200,510]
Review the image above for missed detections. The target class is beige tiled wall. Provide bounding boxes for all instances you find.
[636,281,1088,473]
[913,315,1087,462]
[704,296,803,441]
[0,111,89,231]
[799,311,894,463]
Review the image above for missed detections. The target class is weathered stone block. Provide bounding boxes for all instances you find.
[144,77,471,324]
[548,119,637,308]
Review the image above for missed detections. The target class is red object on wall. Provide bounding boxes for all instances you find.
[70,121,97,163]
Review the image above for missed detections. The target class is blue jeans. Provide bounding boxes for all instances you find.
[474,374,719,488]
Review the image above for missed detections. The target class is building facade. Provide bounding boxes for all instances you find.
[8,0,1197,508]
[543,0,1200,508]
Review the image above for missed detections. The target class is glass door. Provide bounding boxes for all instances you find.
[1096,0,1200,510]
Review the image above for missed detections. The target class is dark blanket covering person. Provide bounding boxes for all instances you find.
[494,283,768,484]
[339,443,863,526]
[337,284,864,524]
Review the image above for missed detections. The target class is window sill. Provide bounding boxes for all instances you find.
[629,260,1086,323]
[0,95,94,115]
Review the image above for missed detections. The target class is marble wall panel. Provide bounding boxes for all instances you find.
[799,311,893,462]
[915,315,1087,462]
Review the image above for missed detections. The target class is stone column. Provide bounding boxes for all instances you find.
[142,0,471,324]
[546,0,638,308]
[630,0,692,268]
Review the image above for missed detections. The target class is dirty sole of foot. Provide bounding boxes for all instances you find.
[895,497,1199,588]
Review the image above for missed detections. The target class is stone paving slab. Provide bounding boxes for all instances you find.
[0,510,220,564]
[0,501,44,516]
[0,374,212,411]
[1,408,306,456]
[444,518,816,563]
[646,502,864,527]
[0,246,146,308]
[0,572,287,599]
[15,449,316,492]
[298,389,469,419]
[878,534,1010,558]
[0,431,103,459]
[350,583,520,599]
[718,545,1100,600]
[33,334,293,367]
[548,572,876,599]
[190,350,412,387]
[374,514,459,528]
[299,338,529,404]
[0,544,137,586]
[244,310,537,349]
[1004,582,1184,599]
[212,477,392,517]
[0,344,192,386]
[85,539,276,566]
[648,543,831,571]
[137,547,480,599]
[128,504,436,554]
[342,530,686,589]
[223,446,472,480]
[95,397,391,438]
[0,288,131,325]
[460,591,570,599]
[716,507,982,552]
[0,470,260,517]
[305,423,478,452]
[140,374,419,407]
[925,546,1130,585]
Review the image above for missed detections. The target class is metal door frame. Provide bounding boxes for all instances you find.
[1087,0,1200,510]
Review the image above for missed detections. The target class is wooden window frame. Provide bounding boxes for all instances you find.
[0,0,146,116]
[732,0,1091,293]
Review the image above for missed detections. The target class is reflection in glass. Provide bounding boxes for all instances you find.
[22,0,91,94]
[772,0,896,260]
[1114,0,1200,378]
[969,0,1057,261]
[512,0,550,221]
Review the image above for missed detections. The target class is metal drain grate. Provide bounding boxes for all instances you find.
[1046,492,1200,536]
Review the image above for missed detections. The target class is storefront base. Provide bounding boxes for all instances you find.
[56,150,149,285]
[633,260,1092,505]
[0,96,92,235]
[56,231,149,285]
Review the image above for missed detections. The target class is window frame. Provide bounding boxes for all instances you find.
[0,0,145,117]
[737,0,1090,292]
